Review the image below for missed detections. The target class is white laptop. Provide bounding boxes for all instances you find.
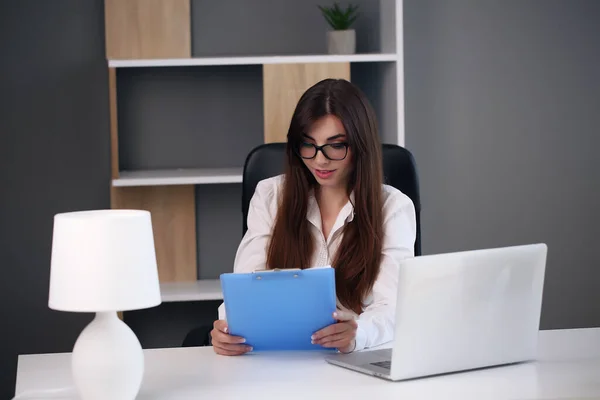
[325,243,547,381]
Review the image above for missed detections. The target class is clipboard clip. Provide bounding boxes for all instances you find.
[253,268,302,273]
[253,268,301,280]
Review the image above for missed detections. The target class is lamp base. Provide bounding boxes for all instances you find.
[72,312,144,400]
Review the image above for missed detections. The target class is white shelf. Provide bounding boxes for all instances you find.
[160,279,222,302]
[108,53,398,68]
[112,167,243,187]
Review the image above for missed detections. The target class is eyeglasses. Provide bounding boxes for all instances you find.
[297,142,349,161]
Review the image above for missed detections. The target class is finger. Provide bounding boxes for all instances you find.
[214,348,241,356]
[214,320,229,333]
[213,345,248,355]
[213,344,250,356]
[211,329,246,344]
[213,341,253,353]
[334,312,357,330]
[312,323,351,342]
[312,326,337,342]
[317,332,353,347]
[333,310,357,324]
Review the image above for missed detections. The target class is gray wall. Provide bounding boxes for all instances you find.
[0,1,109,398]
[117,66,264,171]
[404,0,600,329]
[196,184,243,279]
[191,0,382,56]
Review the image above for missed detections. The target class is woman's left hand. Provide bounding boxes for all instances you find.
[311,310,357,353]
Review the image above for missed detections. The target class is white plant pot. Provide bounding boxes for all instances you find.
[327,29,356,55]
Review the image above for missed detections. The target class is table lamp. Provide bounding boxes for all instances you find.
[49,209,161,400]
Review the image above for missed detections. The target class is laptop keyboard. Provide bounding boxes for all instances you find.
[371,360,392,370]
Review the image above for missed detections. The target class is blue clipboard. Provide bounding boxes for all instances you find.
[220,267,337,351]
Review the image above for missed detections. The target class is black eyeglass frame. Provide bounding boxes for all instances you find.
[295,142,350,161]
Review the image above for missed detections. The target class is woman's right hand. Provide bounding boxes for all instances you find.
[210,320,252,356]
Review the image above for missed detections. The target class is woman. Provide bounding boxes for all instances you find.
[211,78,416,356]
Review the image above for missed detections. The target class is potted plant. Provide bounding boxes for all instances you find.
[318,3,359,55]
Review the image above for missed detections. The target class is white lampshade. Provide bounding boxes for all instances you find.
[49,209,161,312]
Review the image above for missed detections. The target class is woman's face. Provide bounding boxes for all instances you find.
[299,114,353,189]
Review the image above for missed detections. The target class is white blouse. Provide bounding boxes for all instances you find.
[218,175,416,351]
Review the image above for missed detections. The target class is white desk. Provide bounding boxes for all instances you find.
[15,328,600,399]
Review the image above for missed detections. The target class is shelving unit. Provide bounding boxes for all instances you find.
[103,0,404,303]
[108,53,398,68]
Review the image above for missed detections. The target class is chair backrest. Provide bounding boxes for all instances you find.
[241,142,422,256]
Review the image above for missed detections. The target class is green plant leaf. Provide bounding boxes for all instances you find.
[346,15,357,28]
[318,2,359,30]
[318,6,335,29]
[344,4,354,19]
[333,2,342,14]
[325,15,336,28]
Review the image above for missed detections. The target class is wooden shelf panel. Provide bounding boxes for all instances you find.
[160,279,222,302]
[111,185,198,283]
[112,168,243,187]
[263,62,351,143]
[108,53,398,68]
[104,0,191,60]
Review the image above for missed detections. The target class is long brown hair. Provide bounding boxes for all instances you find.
[266,79,384,314]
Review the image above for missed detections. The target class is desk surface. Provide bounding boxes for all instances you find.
[16,328,600,399]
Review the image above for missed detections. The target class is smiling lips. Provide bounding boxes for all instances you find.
[315,169,335,179]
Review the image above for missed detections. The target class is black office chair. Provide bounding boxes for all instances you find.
[242,142,422,256]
